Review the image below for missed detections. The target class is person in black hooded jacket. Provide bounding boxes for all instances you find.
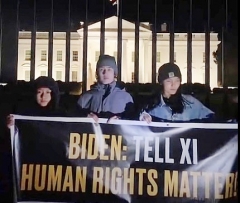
[6,76,66,128]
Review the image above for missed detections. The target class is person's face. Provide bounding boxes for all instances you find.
[97,66,115,84]
[162,77,181,97]
[36,87,52,107]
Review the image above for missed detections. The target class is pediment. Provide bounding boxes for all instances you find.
[78,16,151,33]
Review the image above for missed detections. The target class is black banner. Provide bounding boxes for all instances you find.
[11,116,238,203]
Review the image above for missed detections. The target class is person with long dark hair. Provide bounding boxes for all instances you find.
[140,63,214,123]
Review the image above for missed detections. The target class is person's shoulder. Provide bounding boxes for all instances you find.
[79,89,96,98]
[115,87,132,98]
[182,94,207,109]
[182,94,200,103]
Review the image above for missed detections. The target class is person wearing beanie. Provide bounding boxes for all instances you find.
[139,62,214,123]
[77,54,135,122]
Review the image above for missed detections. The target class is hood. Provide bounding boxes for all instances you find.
[34,76,60,109]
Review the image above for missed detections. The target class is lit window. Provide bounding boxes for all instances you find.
[72,71,78,82]
[156,52,161,63]
[25,70,30,81]
[132,52,135,62]
[56,71,62,81]
[95,51,100,62]
[72,51,78,61]
[41,50,47,61]
[57,51,62,61]
[40,71,47,76]
[25,50,31,61]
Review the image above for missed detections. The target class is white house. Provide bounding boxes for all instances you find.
[17,16,220,90]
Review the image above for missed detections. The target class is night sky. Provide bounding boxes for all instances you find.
[14,0,238,34]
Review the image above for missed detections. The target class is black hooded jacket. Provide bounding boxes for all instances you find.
[13,76,66,117]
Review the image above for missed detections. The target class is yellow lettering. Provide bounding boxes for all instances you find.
[88,134,98,159]
[80,133,87,159]
[99,135,110,160]
[234,172,238,196]
[21,164,34,191]
[34,164,47,191]
[75,166,87,192]
[136,168,146,195]
[164,170,178,197]
[202,172,212,198]
[225,173,235,198]
[62,166,73,192]
[47,165,62,191]
[123,168,134,195]
[110,135,122,160]
[68,133,80,159]
[111,167,122,194]
[104,167,110,194]
[179,171,190,198]
[214,173,224,199]
[92,167,104,193]
[190,171,201,198]
[147,169,158,196]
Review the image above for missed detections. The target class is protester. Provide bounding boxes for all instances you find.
[6,76,66,128]
[140,63,215,123]
[77,54,135,122]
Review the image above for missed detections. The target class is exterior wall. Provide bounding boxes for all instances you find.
[17,21,220,90]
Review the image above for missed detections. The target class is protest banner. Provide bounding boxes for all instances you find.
[11,115,238,203]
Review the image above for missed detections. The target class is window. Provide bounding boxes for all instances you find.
[113,51,117,61]
[40,71,47,76]
[95,51,100,61]
[25,70,30,81]
[72,71,78,82]
[72,51,78,61]
[174,52,176,62]
[41,50,47,61]
[203,52,205,63]
[156,52,161,63]
[57,51,62,61]
[56,71,62,81]
[25,50,31,61]
[132,52,135,62]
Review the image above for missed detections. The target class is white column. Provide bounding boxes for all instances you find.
[143,39,149,83]
[122,39,128,82]
[78,38,83,82]
[139,40,143,83]
[126,40,132,83]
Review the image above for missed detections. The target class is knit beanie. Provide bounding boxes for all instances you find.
[96,54,118,76]
[157,63,182,84]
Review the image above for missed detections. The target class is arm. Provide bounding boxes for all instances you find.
[76,94,92,117]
